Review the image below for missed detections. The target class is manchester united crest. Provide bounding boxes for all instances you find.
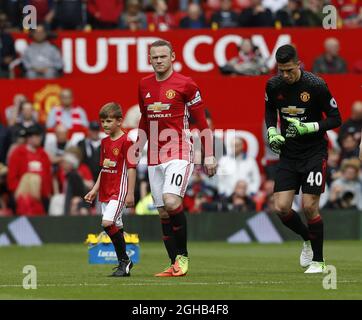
[112,148,120,156]
[300,92,310,102]
[166,89,176,99]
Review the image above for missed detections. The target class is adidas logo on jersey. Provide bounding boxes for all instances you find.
[146,92,151,98]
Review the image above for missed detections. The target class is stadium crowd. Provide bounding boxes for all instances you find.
[0,0,361,216]
[0,90,361,217]
[0,0,361,32]
[1,2,362,79]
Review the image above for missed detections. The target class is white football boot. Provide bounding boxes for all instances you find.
[304,261,326,274]
[300,241,313,268]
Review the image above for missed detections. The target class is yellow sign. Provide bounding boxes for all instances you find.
[85,232,139,245]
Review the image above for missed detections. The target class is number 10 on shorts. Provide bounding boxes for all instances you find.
[171,173,183,186]
[307,171,323,186]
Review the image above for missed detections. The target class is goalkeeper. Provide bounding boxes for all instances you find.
[264,45,341,274]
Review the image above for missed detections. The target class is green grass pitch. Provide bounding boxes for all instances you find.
[0,241,361,300]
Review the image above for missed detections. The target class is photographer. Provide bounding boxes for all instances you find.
[327,158,362,210]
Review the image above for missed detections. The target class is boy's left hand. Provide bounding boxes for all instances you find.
[125,193,135,208]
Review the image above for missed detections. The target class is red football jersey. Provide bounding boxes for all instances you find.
[138,72,203,165]
[99,133,136,202]
[7,144,52,198]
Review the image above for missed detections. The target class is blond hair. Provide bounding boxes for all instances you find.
[99,102,123,119]
[341,158,361,172]
[15,173,42,200]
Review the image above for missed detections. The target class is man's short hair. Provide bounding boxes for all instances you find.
[150,39,173,53]
[276,44,299,63]
[99,102,123,119]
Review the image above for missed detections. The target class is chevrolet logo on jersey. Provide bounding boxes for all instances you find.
[147,102,171,113]
[103,159,116,168]
[281,106,306,115]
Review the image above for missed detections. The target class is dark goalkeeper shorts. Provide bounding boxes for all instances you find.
[274,156,327,195]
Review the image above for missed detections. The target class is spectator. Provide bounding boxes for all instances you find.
[0,122,11,164]
[60,152,89,215]
[11,101,38,128]
[353,5,362,27]
[9,101,42,143]
[7,125,52,212]
[6,126,28,161]
[0,162,10,215]
[326,148,341,187]
[338,101,362,146]
[25,0,55,30]
[22,24,63,79]
[304,0,324,26]
[0,12,16,78]
[183,164,217,213]
[135,183,158,215]
[339,133,360,161]
[87,0,123,29]
[14,173,46,216]
[219,38,269,75]
[312,37,348,74]
[1,0,23,29]
[256,179,275,213]
[53,0,85,30]
[275,0,309,27]
[77,121,102,181]
[262,0,288,13]
[179,3,208,29]
[210,0,239,29]
[217,136,261,197]
[46,88,89,132]
[360,128,362,162]
[234,0,252,11]
[59,145,94,192]
[227,180,256,212]
[5,94,28,127]
[119,0,147,30]
[205,0,251,12]
[148,0,177,31]
[239,0,274,27]
[44,124,70,166]
[135,193,158,214]
[327,158,362,210]
[331,0,362,26]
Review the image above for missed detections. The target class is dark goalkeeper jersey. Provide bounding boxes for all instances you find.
[265,70,342,160]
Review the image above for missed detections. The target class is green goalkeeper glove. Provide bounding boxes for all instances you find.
[285,118,319,138]
[267,127,285,154]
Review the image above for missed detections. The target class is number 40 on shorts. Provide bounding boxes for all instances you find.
[307,171,323,186]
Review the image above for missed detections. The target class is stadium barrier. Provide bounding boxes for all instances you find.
[0,210,361,245]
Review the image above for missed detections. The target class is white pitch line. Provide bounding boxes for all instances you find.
[0,280,360,288]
